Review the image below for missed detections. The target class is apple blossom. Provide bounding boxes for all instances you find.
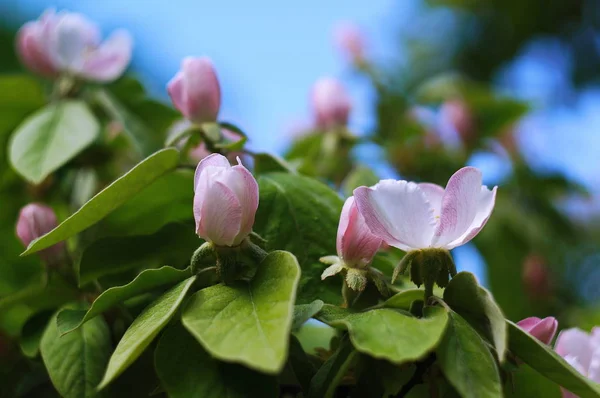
[193,154,258,247]
[168,57,221,124]
[555,327,600,398]
[517,316,558,345]
[311,77,352,129]
[16,203,64,264]
[333,22,365,63]
[16,9,132,82]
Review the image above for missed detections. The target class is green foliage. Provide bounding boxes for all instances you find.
[292,300,325,331]
[182,251,300,374]
[22,148,180,255]
[9,100,100,184]
[254,173,343,305]
[98,276,196,390]
[41,305,112,398]
[307,336,356,398]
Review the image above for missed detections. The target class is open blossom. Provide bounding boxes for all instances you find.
[311,77,351,129]
[555,328,600,397]
[333,22,365,63]
[168,57,221,124]
[16,9,132,81]
[517,317,558,345]
[193,154,258,247]
[16,203,64,264]
[354,167,497,252]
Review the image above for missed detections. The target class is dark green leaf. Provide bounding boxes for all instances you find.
[0,273,78,313]
[293,300,324,331]
[155,323,277,398]
[77,222,198,286]
[307,336,356,398]
[0,75,45,139]
[507,320,600,398]
[505,364,562,398]
[444,271,507,362]
[97,276,197,390]
[254,173,343,304]
[182,251,300,374]
[253,153,296,175]
[58,266,191,334]
[384,289,425,310]
[40,304,111,398]
[288,335,318,393]
[22,148,180,255]
[19,310,53,358]
[436,311,502,398]
[219,121,248,138]
[317,305,448,364]
[9,100,99,183]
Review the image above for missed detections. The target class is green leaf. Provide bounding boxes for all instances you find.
[0,75,45,139]
[507,320,600,398]
[505,364,562,398]
[436,311,503,398]
[40,305,112,398]
[9,100,99,184]
[22,148,180,255]
[254,173,343,304]
[341,165,379,198]
[78,222,198,286]
[443,271,507,362]
[316,305,448,364]
[219,121,248,138]
[0,273,79,313]
[288,335,318,393]
[95,89,164,156]
[307,336,356,398]
[253,153,296,175]
[182,250,300,374]
[19,310,52,358]
[97,276,196,390]
[57,266,191,334]
[155,323,277,398]
[292,300,324,331]
[294,323,337,355]
[99,170,193,237]
[384,289,425,310]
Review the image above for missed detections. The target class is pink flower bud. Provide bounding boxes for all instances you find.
[16,203,64,264]
[16,10,132,82]
[311,77,352,129]
[193,154,258,246]
[337,196,382,267]
[333,22,365,63]
[439,99,475,144]
[168,57,221,124]
[517,316,558,345]
[522,254,552,300]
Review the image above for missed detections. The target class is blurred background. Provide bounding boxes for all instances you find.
[2,0,600,325]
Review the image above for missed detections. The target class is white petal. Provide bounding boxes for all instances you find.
[321,262,344,280]
[354,180,435,251]
[48,13,100,71]
[418,183,444,217]
[80,30,132,82]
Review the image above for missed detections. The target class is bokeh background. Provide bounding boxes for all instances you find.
[2,0,600,325]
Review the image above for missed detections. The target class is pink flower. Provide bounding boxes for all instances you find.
[439,99,475,144]
[193,154,258,247]
[517,317,558,345]
[16,203,65,264]
[555,328,600,397]
[16,9,132,82]
[354,167,497,251]
[168,57,221,124]
[333,22,365,63]
[311,77,352,129]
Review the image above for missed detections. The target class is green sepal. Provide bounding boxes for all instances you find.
[190,242,215,273]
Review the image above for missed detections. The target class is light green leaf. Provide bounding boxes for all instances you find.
[317,305,448,364]
[155,323,277,398]
[97,276,196,390]
[294,323,337,355]
[78,222,198,286]
[40,305,111,398]
[384,289,425,310]
[507,320,600,398]
[444,271,507,362]
[254,173,343,304]
[58,266,191,334]
[22,148,180,255]
[307,336,356,398]
[505,364,562,398]
[292,300,324,331]
[436,311,503,398]
[182,250,300,374]
[9,100,99,183]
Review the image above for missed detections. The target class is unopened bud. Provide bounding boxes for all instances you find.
[16,203,64,265]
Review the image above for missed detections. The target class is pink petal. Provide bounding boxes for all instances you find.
[81,30,133,82]
[311,77,351,129]
[182,57,221,123]
[193,153,231,192]
[517,317,542,332]
[445,185,497,250]
[194,176,242,247]
[337,197,382,267]
[519,317,558,345]
[16,23,57,77]
[432,167,486,248]
[47,12,101,71]
[418,183,444,216]
[227,163,259,245]
[556,328,593,372]
[354,180,435,251]
[167,72,187,116]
